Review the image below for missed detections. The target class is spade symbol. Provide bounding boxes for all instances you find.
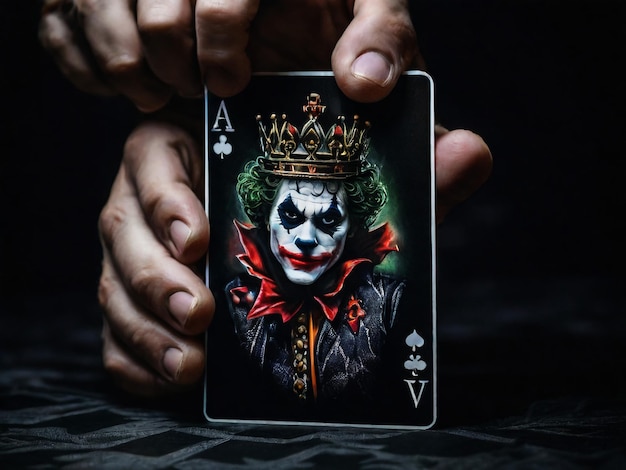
[405,330,425,350]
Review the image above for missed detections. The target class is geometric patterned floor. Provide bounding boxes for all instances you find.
[3,384,626,468]
[2,288,626,469]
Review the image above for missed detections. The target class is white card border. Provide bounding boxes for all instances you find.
[203,70,437,430]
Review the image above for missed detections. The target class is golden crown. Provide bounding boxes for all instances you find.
[256,93,370,179]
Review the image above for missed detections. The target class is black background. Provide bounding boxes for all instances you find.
[2,1,625,427]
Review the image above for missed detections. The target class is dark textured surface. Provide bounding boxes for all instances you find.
[1,288,626,468]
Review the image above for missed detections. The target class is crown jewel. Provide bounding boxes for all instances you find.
[256,93,370,179]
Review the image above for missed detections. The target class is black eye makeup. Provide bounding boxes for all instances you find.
[277,195,305,230]
[314,201,344,236]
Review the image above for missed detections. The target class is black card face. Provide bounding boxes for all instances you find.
[203,72,436,429]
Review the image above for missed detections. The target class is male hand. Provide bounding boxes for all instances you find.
[98,120,491,396]
[39,0,419,110]
[98,122,213,395]
[50,0,492,395]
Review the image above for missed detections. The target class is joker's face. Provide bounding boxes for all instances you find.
[269,179,350,285]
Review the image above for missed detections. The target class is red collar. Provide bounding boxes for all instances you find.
[231,221,398,324]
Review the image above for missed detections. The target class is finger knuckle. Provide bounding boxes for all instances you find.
[136,183,164,220]
[195,1,233,22]
[128,264,160,301]
[38,18,69,54]
[75,0,109,17]
[196,0,249,29]
[76,0,100,12]
[97,271,115,310]
[101,53,143,78]
[141,183,195,231]
[127,323,153,352]
[102,347,126,377]
[121,129,147,165]
[138,5,187,37]
[98,202,127,247]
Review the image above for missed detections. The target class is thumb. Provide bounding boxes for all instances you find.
[332,0,420,103]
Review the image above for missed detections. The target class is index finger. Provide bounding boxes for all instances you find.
[76,0,172,111]
[123,121,208,264]
[137,0,203,98]
[195,0,260,97]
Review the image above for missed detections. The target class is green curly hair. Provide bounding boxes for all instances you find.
[236,158,388,230]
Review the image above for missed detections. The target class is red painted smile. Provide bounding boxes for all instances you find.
[278,246,334,270]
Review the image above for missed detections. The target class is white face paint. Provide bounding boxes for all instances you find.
[268,179,350,285]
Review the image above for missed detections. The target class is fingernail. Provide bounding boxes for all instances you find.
[169,291,196,327]
[351,51,393,87]
[170,220,191,254]
[163,347,183,381]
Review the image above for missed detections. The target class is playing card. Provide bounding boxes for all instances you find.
[203,72,436,429]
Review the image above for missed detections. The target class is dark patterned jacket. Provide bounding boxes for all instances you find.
[225,222,405,405]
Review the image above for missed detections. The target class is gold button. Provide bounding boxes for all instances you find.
[294,378,305,391]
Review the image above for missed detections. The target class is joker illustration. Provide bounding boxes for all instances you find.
[225,93,405,404]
